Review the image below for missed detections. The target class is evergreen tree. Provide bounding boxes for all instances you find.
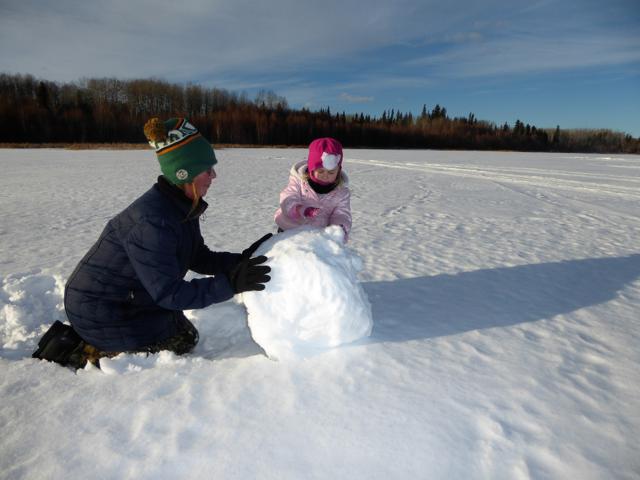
[36,81,50,110]
[0,72,635,153]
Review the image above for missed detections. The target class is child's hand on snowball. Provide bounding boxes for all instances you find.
[303,207,320,218]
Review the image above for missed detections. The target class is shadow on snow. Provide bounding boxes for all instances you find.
[362,254,640,344]
[5,255,639,363]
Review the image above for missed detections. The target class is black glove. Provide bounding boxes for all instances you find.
[241,233,273,260]
[227,255,271,293]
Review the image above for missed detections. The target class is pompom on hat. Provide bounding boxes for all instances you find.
[307,137,343,180]
[144,117,217,185]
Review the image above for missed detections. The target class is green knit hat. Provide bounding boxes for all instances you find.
[144,117,217,185]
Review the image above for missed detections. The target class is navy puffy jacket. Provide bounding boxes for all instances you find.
[64,176,240,351]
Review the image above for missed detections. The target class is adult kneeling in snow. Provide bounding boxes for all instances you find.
[33,118,271,369]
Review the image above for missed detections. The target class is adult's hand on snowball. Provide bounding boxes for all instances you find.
[226,255,271,294]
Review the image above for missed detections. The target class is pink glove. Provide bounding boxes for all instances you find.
[303,207,320,218]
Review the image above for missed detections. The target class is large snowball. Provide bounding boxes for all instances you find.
[241,226,373,361]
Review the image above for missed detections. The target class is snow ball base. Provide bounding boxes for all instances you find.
[241,226,372,361]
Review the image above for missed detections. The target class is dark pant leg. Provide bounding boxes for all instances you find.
[71,313,200,368]
[143,312,199,355]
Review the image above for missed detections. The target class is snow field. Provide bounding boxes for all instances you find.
[1,148,639,479]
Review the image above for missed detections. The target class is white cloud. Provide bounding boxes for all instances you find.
[406,32,640,77]
[339,93,374,103]
[0,0,503,82]
[0,0,637,90]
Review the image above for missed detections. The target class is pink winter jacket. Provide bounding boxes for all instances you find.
[274,161,352,239]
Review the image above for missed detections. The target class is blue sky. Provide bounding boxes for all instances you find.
[2,0,639,136]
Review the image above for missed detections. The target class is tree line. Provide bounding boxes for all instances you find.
[1,73,638,153]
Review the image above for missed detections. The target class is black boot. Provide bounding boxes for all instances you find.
[32,321,86,369]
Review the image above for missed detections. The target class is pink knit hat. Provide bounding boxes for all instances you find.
[307,138,343,182]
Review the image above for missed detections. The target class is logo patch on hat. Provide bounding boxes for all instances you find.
[176,169,189,180]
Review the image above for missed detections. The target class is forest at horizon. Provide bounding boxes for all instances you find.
[1,73,638,154]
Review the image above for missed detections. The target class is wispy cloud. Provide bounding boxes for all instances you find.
[339,93,374,103]
[0,0,414,81]
[2,0,638,84]
[405,31,640,77]
[0,0,515,82]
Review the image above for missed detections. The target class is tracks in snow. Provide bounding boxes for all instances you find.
[348,158,640,200]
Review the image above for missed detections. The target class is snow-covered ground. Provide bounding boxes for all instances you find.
[1,147,639,479]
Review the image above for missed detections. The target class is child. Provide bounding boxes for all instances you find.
[275,137,352,241]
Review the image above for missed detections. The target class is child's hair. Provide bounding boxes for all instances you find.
[303,169,344,187]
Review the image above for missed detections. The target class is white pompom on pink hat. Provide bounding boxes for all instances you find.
[307,137,343,181]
